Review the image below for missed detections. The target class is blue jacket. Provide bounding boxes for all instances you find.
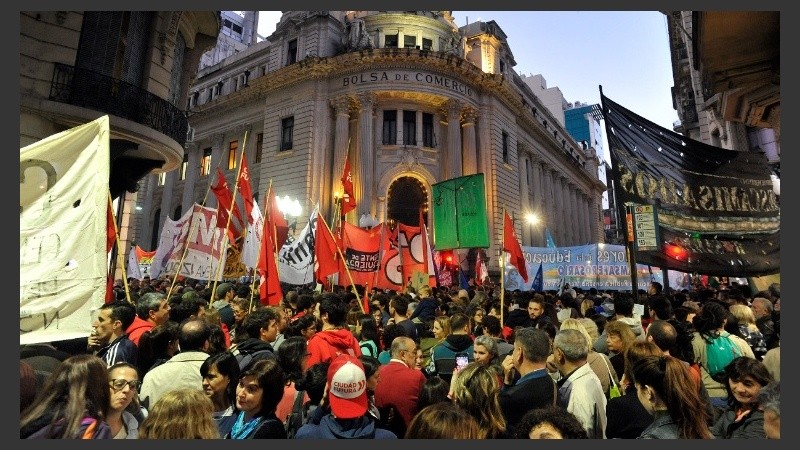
[409,297,438,322]
[294,414,397,439]
[637,411,681,439]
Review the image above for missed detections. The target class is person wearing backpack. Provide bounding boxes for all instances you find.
[691,302,754,408]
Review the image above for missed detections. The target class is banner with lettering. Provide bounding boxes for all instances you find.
[601,91,779,276]
[127,245,157,280]
[150,204,227,281]
[278,205,318,285]
[339,222,383,287]
[21,116,111,344]
[503,244,663,292]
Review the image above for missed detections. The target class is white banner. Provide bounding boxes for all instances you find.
[20,116,110,344]
[241,200,264,269]
[150,204,227,281]
[277,205,318,285]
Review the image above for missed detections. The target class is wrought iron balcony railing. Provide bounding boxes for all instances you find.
[49,63,188,145]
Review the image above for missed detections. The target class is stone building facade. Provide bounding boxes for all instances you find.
[134,11,606,276]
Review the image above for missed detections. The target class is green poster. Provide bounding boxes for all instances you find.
[431,173,490,250]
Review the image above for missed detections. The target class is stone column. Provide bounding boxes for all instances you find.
[530,156,544,246]
[206,133,226,209]
[580,192,591,244]
[588,196,600,244]
[396,108,403,145]
[518,154,531,245]
[542,165,555,243]
[182,143,201,213]
[159,170,176,224]
[568,184,580,244]
[554,175,567,245]
[461,106,478,175]
[355,92,376,218]
[330,96,352,198]
[446,99,463,179]
[416,110,423,146]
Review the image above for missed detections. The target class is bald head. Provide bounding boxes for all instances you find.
[178,318,211,352]
[646,320,676,353]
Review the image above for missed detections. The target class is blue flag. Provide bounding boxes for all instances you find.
[545,228,557,248]
[531,263,544,291]
[459,267,470,290]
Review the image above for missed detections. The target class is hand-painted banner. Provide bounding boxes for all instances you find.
[127,245,157,280]
[21,116,110,344]
[150,204,227,281]
[503,244,663,292]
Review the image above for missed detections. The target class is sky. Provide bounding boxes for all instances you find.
[256,11,679,157]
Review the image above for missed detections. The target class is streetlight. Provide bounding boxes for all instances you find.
[277,194,302,235]
[526,212,542,246]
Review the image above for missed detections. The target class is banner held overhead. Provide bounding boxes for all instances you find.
[431,173,490,250]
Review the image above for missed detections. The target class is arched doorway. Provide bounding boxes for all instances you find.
[387,176,427,227]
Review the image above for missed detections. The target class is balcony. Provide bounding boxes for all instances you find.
[49,63,188,145]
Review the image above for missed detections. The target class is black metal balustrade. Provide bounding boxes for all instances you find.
[49,63,188,145]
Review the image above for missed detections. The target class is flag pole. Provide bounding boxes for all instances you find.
[249,188,270,312]
[500,204,506,327]
[319,212,363,312]
[108,192,132,304]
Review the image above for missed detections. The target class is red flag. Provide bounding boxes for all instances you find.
[106,203,116,253]
[339,222,383,286]
[503,211,528,282]
[315,213,339,283]
[341,155,356,215]
[267,187,289,251]
[237,156,255,222]
[257,205,283,305]
[210,169,244,237]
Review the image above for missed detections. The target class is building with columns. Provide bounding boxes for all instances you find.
[132,11,606,277]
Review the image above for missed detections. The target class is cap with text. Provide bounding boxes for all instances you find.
[327,354,368,419]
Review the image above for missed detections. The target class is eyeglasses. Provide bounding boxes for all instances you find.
[110,379,141,391]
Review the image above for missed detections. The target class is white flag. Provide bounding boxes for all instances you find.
[241,200,264,269]
[277,204,318,285]
[126,246,143,280]
[21,116,110,344]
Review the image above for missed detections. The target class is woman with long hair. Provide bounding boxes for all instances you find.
[136,320,179,377]
[200,352,240,436]
[20,354,112,439]
[449,362,507,438]
[729,304,768,361]
[225,359,287,439]
[357,313,381,357]
[712,356,773,438]
[275,336,310,427]
[416,376,451,412]
[630,355,713,439]
[139,389,220,439]
[285,313,318,341]
[605,320,637,381]
[605,341,661,439]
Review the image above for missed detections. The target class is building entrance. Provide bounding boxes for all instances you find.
[387,176,427,227]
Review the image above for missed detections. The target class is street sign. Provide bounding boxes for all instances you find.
[633,205,659,251]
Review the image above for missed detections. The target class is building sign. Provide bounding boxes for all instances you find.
[342,70,474,98]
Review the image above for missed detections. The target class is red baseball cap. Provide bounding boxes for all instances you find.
[327,354,368,419]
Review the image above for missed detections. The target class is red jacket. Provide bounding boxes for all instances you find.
[374,361,426,428]
[126,317,154,346]
[306,328,362,367]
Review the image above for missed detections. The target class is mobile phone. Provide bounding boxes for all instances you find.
[455,353,469,371]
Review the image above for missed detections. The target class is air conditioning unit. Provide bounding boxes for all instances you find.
[186,126,195,143]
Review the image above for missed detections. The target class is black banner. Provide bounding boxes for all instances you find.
[601,91,779,276]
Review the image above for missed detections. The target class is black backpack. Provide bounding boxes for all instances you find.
[284,390,308,439]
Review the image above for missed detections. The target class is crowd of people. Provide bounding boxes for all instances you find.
[20,275,781,439]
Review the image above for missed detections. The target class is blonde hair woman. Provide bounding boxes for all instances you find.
[139,389,220,439]
[729,304,767,360]
[550,318,618,396]
[405,402,482,439]
[605,320,638,381]
[449,362,507,438]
